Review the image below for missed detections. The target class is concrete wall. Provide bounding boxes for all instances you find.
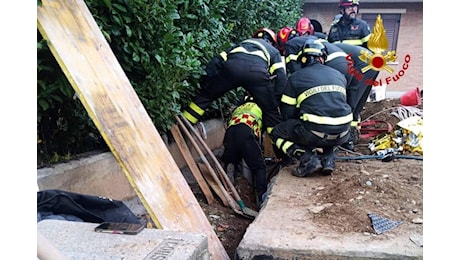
[37,119,226,201]
[302,2,423,93]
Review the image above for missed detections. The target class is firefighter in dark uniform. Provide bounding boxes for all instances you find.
[270,38,352,176]
[284,22,352,85]
[335,42,379,150]
[182,28,287,140]
[221,97,267,207]
[327,0,371,49]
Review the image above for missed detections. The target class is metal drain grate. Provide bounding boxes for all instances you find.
[368,212,403,234]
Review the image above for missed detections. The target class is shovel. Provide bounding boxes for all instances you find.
[178,115,259,219]
[175,116,255,219]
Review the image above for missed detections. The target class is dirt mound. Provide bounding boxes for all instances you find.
[194,97,423,257]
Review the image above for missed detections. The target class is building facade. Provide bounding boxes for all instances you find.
[302,0,423,93]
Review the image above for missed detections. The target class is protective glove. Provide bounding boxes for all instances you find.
[286,144,305,160]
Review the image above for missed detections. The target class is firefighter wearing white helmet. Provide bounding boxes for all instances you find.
[327,0,371,49]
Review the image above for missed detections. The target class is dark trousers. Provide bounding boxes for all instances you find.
[221,124,267,200]
[270,119,350,156]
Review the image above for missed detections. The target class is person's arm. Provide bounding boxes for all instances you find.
[279,80,298,120]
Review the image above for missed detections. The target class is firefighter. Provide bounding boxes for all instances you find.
[270,38,352,176]
[221,97,267,207]
[285,21,351,84]
[182,28,287,144]
[335,42,380,150]
[276,26,299,56]
[327,0,371,49]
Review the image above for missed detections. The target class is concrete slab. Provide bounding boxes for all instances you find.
[236,167,423,260]
[38,219,210,260]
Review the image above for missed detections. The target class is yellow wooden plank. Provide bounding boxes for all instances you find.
[37,1,229,259]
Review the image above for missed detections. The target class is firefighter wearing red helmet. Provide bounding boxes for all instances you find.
[183,29,287,155]
[252,28,278,49]
[276,27,299,55]
[327,0,371,48]
[295,17,314,36]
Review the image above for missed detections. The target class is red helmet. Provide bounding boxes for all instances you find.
[339,0,359,8]
[276,27,299,52]
[252,28,278,47]
[295,17,314,36]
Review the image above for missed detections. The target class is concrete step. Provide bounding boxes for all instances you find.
[236,166,423,259]
[38,219,210,259]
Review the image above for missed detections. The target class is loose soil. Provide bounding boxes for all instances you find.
[190,97,423,258]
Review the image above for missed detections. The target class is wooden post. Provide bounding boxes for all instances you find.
[37,1,229,259]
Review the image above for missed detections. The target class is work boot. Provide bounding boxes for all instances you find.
[321,152,336,176]
[293,151,322,177]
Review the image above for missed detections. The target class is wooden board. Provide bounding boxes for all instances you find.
[170,124,214,205]
[37,1,229,259]
[197,162,229,207]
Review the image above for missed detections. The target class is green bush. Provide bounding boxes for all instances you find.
[37,0,302,165]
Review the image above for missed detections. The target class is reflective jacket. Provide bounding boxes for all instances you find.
[280,61,352,134]
[327,18,371,48]
[228,102,263,138]
[284,36,348,75]
[219,38,287,96]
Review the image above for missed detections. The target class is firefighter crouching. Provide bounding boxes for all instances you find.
[270,37,352,176]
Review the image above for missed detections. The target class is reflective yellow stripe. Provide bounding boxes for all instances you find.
[350,121,359,127]
[229,47,267,62]
[189,101,205,116]
[266,126,273,134]
[285,54,298,64]
[361,34,371,43]
[301,48,322,55]
[220,51,227,61]
[281,94,297,105]
[270,61,284,74]
[297,85,346,107]
[333,39,363,46]
[276,139,293,153]
[242,39,271,65]
[183,111,198,124]
[300,113,353,125]
[326,52,347,62]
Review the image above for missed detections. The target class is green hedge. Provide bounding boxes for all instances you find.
[37,0,303,165]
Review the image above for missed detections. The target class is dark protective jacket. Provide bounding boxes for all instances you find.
[284,36,349,81]
[280,61,352,134]
[335,43,380,125]
[328,17,371,48]
[183,38,286,133]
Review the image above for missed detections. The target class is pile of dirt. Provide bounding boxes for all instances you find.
[192,97,423,258]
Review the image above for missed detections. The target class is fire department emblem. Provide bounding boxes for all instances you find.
[359,15,397,73]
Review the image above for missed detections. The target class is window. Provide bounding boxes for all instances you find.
[361,13,401,52]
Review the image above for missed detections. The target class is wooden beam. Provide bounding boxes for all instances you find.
[37,1,229,259]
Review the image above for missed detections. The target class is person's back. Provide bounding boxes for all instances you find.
[182,28,287,137]
[221,99,267,207]
[283,61,351,133]
[327,0,371,49]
